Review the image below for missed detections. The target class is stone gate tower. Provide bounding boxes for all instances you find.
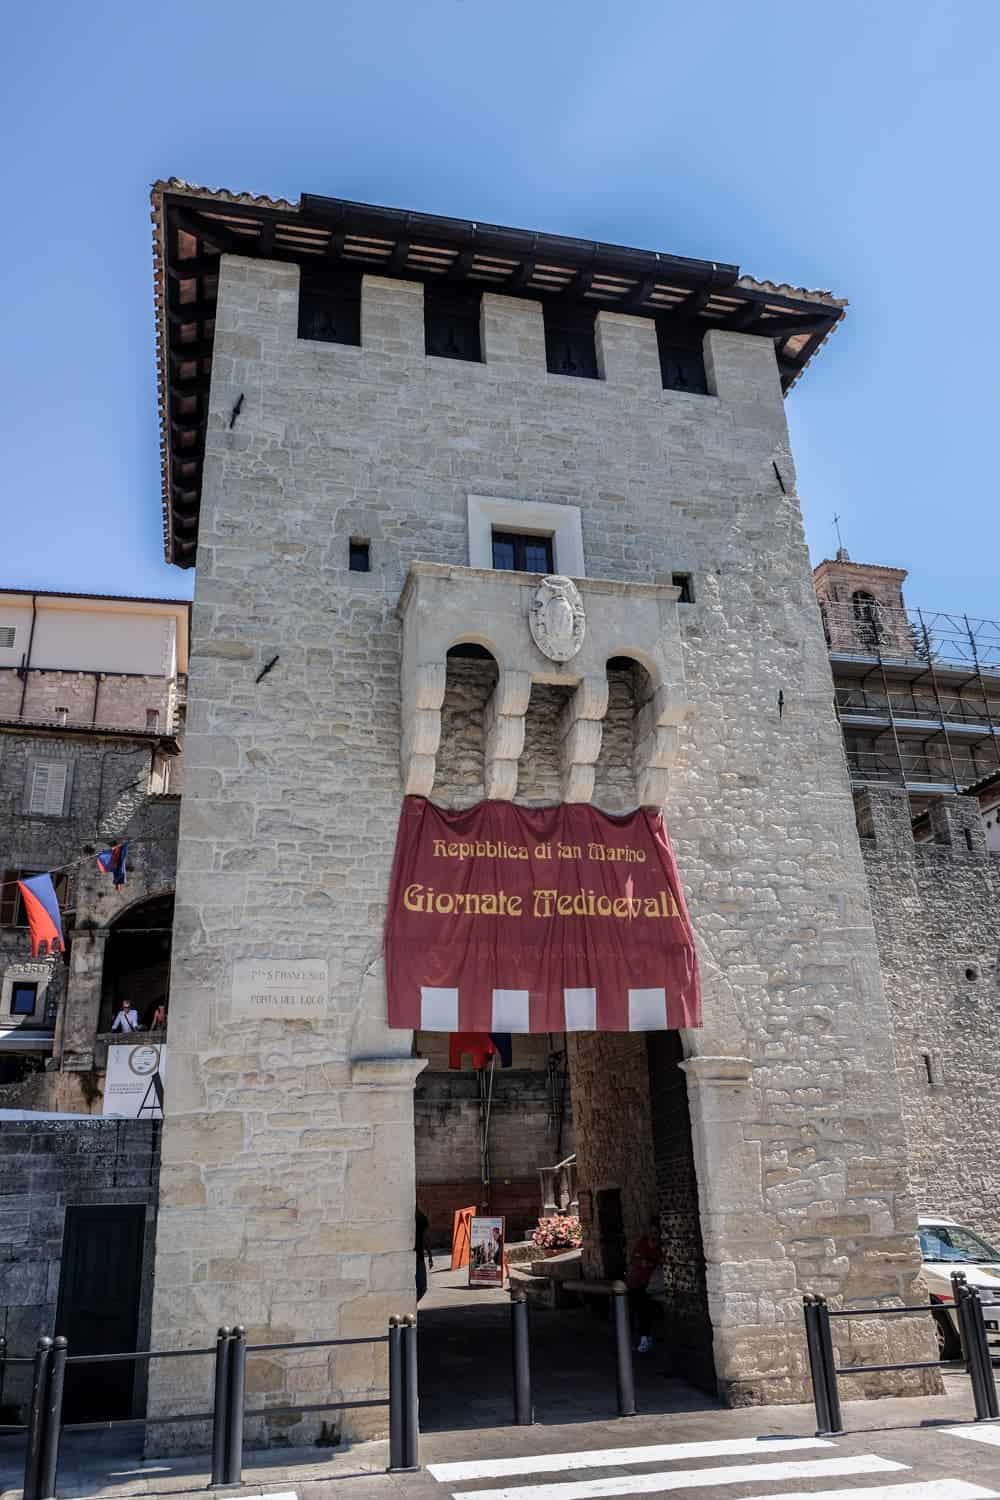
[148,182,933,1434]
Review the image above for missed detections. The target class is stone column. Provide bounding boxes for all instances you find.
[361,275,424,356]
[480,293,546,376]
[595,310,661,393]
[59,928,108,1072]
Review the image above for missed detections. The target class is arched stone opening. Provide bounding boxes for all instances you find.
[99,892,174,1034]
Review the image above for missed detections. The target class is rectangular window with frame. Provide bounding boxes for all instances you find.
[10,981,38,1017]
[27,761,69,816]
[491,530,554,574]
[424,285,482,362]
[298,268,362,346]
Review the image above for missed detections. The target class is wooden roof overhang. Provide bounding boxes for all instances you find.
[152,182,847,567]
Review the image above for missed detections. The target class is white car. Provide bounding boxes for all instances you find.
[919,1215,1000,1359]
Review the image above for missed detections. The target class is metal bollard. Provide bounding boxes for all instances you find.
[225,1326,246,1485]
[803,1297,834,1437]
[814,1296,844,1436]
[210,1326,232,1486]
[402,1315,420,1470]
[958,1286,999,1421]
[511,1290,533,1426]
[970,1294,1000,1420]
[387,1317,405,1472]
[23,1337,53,1500]
[611,1282,636,1418]
[38,1336,67,1500]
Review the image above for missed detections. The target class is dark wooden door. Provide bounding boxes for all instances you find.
[56,1204,145,1421]
[596,1188,627,1281]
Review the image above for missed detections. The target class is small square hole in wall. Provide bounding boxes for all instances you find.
[671,573,695,603]
[349,539,371,573]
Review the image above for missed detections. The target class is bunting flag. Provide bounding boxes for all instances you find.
[17,874,66,957]
[96,842,128,888]
[448,1032,513,1070]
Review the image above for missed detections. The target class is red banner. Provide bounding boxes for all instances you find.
[385,798,700,1033]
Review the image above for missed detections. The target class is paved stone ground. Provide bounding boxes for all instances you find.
[2,1377,1000,1499]
[3,1277,999,1500]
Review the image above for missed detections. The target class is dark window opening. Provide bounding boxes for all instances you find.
[656,321,708,394]
[672,572,695,603]
[425,285,482,362]
[492,530,554,573]
[349,539,371,573]
[544,303,598,380]
[922,1052,936,1084]
[852,590,882,649]
[298,269,362,346]
[965,965,979,981]
[447,643,495,660]
[11,982,38,1016]
[964,828,975,852]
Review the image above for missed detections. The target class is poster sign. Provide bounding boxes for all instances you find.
[103,1043,167,1119]
[231,959,329,1019]
[385,798,699,1033]
[468,1215,505,1287]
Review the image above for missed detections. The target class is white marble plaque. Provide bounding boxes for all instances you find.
[231,959,329,1018]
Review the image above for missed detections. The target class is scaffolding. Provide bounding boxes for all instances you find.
[820,600,1000,794]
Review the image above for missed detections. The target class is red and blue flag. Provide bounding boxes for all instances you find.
[96,843,128,888]
[16,874,66,957]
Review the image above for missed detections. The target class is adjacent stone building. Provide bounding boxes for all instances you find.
[142,180,937,1436]
[0,589,188,1107]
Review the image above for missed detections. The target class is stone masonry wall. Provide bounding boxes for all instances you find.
[0,1119,159,1418]
[0,669,177,734]
[0,727,179,1112]
[150,255,933,1435]
[858,786,1000,1243]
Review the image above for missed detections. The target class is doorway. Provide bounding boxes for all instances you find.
[55,1204,146,1422]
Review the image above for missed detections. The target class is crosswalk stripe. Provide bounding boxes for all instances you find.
[739,1486,998,1500]
[429,1435,835,1483]
[449,1454,906,1500]
[941,1425,1000,1447]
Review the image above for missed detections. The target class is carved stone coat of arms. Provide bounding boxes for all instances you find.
[528,574,585,662]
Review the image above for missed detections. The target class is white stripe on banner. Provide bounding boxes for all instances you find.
[628,987,667,1031]
[493,989,531,1031]
[420,986,458,1030]
[941,1425,1000,1447]
[563,988,597,1031]
[741,1486,998,1500]
[450,1454,906,1500]
[429,1435,834,1483]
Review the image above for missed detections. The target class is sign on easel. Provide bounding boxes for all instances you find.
[468,1215,505,1287]
[103,1044,167,1119]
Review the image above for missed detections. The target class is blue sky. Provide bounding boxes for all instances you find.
[3,1,998,616]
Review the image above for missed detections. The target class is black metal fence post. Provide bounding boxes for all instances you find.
[971,1294,1000,1420]
[387,1317,404,1472]
[803,1297,833,1436]
[814,1296,844,1436]
[23,1337,52,1500]
[210,1326,232,1486]
[0,1334,7,1410]
[611,1281,636,1417]
[224,1325,246,1485]
[38,1336,66,1500]
[511,1289,533,1425]
[402,1314,419,1470]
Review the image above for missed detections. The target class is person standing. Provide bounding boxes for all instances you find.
[415,1205,434,1302]
[627,1215,663,1355]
